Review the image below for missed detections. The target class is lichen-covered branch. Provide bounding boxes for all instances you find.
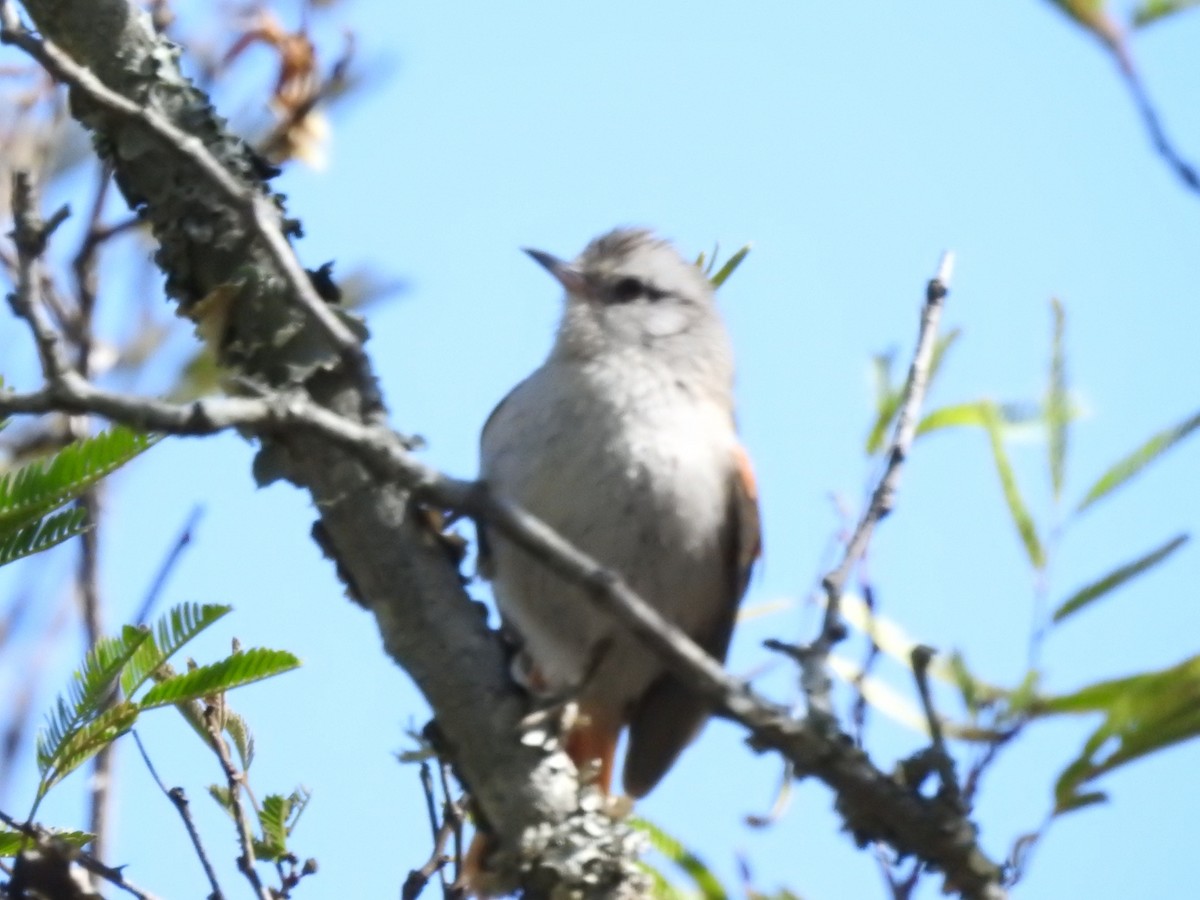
[1,2,1007,896]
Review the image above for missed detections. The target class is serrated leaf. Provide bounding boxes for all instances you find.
[633,818,727,899]
[1076,410,1200,515]
[39,702,139,795]
[1047,298,1069,500]
[258,794,291,858]
[120,603,233,697]
[0,426,157,531]
[708,244,751,289]
[224,710,256,770]
[0,507,90,566]
[1052,533,1188,624]
[138,648,300,709]
[981,402,1045,569]
[254,786,312,861]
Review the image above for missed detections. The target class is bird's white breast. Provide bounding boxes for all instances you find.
[481,350,735,711]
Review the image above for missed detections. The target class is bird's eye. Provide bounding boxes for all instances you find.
[610,276,644,303]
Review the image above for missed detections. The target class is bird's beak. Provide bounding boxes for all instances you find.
[523,248,589,296]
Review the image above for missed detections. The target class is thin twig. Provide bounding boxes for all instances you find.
[7,171,72,382]
[204,707,270,900]
[134,505,205,625]
[802,252,954,717]
[0,807,162,900]
[402,817,456,900]
[132,730,225,899]
[0,4,382,415]
[1113,51,1199,196]
[438,761,464,893]
[0,260,1005,897]
[911,645,962,810]
[850,582,882,746]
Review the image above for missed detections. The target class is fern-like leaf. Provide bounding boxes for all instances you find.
[139,648,300,709]
[120,603,233,698]
[36,625,151,778]
[0,426,157,531]
[224,710,256,770]
[0,507,90,566]
[38,702,140,796]
[256,787,310,859]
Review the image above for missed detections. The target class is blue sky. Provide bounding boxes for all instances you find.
[3,2,1199,898]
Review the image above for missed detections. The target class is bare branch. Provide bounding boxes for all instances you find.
[0,807,162,900]
[205,705,271,900]
[0,5,1006,894]
[802,252,954,716]
[0,6,368,377]
[132,731,225,900]
[0,362,1006,898]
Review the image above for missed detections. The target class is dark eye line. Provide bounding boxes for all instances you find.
[609,276,670,304]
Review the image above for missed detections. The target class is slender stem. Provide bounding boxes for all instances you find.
[132,731,225,899]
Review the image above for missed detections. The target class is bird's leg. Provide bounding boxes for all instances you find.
[565,703,619,794]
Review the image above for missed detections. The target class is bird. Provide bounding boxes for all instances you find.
[479,227,761,799]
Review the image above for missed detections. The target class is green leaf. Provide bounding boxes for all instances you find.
[1047,298,1069,500]
[916,400,1042,438]
[926,327,962,390]
[0,507,90,566]
[708,244,751,289]
[0,426,157,531]
[868,331,963,454]
[36,626,152,788]
[633,818,727,899]
[138,648,300,709]
[1052,533,1188,624]
[0,829,94,857]
[1054,790,1107,815]
[1133,0,1200,27]
[224,710,256,770]
[1076,409,1200,515]
[981,402,1045,569]
[1034,656,1200,816]
[258,794,291,858]
[256,787,312,860]
[120,603,233,697]
[38,702,139,796]
[209,785,235,818]
[865,352,901,455]
[637,861,681,899]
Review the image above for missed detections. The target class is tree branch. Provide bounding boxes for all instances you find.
[0,808,161,900]
[0,4,1005,896]
[1,316,1004,897]
[2,2,638,895]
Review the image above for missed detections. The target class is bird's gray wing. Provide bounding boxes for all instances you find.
[622,445,761,797]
